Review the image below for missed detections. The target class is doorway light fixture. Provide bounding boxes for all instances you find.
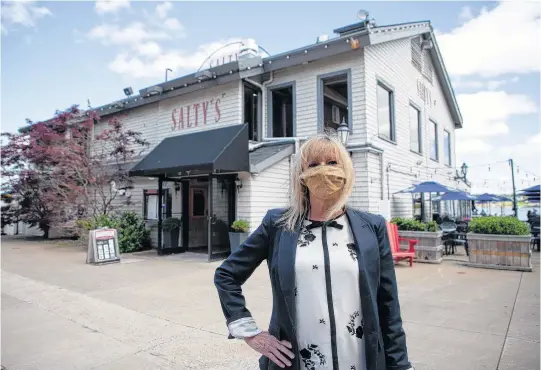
[235,177,243,191]
[337,118,350,146]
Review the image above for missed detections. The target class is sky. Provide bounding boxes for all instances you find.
[1,0,540,195]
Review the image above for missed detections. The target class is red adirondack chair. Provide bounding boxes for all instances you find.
[386,221,417,267]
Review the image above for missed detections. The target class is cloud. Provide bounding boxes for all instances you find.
[1,0,52,34]
[456,91,537,145]
[458,6,473,22]
[88,22,172,46]
[436,1,541,77]
[95,0,130,15]
[156,2,172,19]
[86,1,237,79]
[108,38,243,79]
[452,77,519,91]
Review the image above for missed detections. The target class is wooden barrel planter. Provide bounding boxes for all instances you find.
[399,230,443,263]
[465,233,532,272]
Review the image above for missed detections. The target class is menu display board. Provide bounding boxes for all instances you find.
[86,228,121,265]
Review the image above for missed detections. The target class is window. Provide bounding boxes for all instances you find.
[444,130,452,166]
[377,82,395,142]
[269,84,294,137]
[320,72,350,133]
[243,82,260,141]
[143,189,171,220]
[430,120,439,161]
[191,188,206,218]
[409,104,422,153]
[143,190,159,220]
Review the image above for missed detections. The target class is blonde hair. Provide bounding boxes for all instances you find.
[278,133,355,232]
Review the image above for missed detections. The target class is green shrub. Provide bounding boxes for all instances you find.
[390,217,439,232]
[163,217,182,231]
[469,216,529,236]
[231,219,250,233]
[426,221,438,232]
[79,212,151,253]
[390,217,426,231]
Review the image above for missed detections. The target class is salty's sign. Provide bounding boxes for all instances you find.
[171,96,222,131]
[86,228,121,265]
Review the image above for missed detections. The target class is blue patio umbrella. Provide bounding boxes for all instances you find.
[475,193,502,202]
[495,195,513,202]
[432,191,476,201]
[520,184,540,193]
[396,181,455,194]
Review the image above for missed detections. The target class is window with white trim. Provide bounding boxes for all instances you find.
[409,104,422,153]
[444,130,452,166]
[377,82,395,142]
[430,120,439,161]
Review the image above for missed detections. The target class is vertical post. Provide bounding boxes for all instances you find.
[158,176,163,253]
[509,159,518,217]
[207,176,213,262]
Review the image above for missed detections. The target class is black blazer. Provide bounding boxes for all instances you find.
[214,207,412,370]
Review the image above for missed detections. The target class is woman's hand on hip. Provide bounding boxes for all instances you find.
[244,331,295,368]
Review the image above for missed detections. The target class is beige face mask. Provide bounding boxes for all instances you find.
[300,165,346,200]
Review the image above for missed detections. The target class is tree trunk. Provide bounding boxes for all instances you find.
[42,225,50,239]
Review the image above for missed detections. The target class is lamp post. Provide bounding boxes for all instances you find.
[165,68,173,82]
[337,118,350,146]
[460,162,468,182]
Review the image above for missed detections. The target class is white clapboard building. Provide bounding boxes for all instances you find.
[88,14,467,260]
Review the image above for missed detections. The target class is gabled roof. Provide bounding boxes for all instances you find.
[19,19,462,130]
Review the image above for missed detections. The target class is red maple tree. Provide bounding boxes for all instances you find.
[1,105,148,238]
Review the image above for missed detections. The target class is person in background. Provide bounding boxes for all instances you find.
[214,134,414,370]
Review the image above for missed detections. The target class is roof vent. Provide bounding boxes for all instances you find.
[238,38,263,71]
[316,34,329,43]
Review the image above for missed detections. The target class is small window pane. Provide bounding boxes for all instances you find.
[430,120,438,161]
[444,130,451,166]
[192,189,206,217]
[377,84,393,141]
[409,105,421,153]
[146,195,158,220]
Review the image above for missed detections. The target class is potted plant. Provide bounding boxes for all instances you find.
[391,217,443,264]
[466,216,531,271]
[163,217,182,251]
[229,220,250,254]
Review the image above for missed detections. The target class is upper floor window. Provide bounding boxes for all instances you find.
[244,82,260,141]
[409,104,422,153]
[430,119,439,161]
[268,83,294,138]
[444,130,452,166]
[319,72,350,133]
[377,82,395,142]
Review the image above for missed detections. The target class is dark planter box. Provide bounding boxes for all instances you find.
[162,229,185,254]
[229,232,249,254]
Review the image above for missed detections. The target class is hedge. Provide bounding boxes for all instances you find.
[469,216,529,236]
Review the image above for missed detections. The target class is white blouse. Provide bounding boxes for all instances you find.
[294,214,366,370]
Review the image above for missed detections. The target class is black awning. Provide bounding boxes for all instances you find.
[129,124,249,177]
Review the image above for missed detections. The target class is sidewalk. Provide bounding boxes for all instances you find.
[1,237,539,370]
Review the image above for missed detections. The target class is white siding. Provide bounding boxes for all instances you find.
[242,157,291,232]
[93,81,242,156]
[265,50,367,146]
[363,36,463,218]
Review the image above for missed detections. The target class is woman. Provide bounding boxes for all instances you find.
[215,134,413,370]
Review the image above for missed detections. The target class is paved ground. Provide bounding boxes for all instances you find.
[1,237,539,370]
